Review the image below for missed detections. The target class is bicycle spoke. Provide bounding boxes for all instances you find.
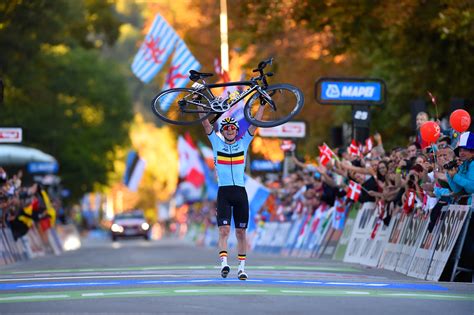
[151,88,212,125]
[244,84,304,128]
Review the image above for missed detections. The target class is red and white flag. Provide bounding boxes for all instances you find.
[348,139,360,156]
[281,140,296,152]
[318,143,334,166]
[346,180,362,202]
[364,136,374,153]
[178,133,205,188]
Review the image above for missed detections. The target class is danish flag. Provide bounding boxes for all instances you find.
[348,139,360,156]
[318,143,334,166]
[346,180,362,202]
[403,189,416,214]
[364,136,374,154]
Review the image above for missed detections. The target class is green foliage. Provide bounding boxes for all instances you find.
[0,0,132,200]
[226,0,474,149]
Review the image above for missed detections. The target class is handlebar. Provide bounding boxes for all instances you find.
[252,57,274,72]
[251,57,274,88]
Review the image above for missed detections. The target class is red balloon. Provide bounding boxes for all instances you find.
[449,109,471,133]
[420,121,441,143]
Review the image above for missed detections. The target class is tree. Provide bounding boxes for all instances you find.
[0,0,131,200]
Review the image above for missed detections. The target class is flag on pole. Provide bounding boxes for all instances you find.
[157,39,202,112]
[346,180,362,202]
[131,14,180,83]
[123,151,146,192]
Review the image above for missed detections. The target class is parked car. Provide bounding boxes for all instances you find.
[110,210,150,241]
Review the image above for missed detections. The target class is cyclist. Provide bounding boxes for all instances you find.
[200,106,265,280]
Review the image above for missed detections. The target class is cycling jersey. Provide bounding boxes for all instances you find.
[207,130,254,187]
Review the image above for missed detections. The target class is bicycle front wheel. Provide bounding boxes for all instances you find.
[151,88,212,125]
[244,84,304,128]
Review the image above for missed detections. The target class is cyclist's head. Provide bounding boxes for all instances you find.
[220,117,239,133]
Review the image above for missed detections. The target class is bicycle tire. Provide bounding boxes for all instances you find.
[151,88,213,125]
[243,83,304,128]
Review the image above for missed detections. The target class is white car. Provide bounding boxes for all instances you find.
[110,211,150,241]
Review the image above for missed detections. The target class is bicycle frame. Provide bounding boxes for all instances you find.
[189,79,274,123]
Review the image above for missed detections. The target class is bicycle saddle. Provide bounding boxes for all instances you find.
[189,70,213,82]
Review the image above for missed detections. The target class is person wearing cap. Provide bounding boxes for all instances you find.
[446,131,474,197]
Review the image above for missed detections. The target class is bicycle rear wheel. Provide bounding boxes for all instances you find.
[151,88,212,125]
[244,84,304,128]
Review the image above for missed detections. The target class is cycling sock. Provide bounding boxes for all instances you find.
[238,254,246,271]
[219,250,228,266]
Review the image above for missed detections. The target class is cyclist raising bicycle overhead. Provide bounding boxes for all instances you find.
[199,106,265,280]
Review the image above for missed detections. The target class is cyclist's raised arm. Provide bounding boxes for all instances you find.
[198,106,213,134]
[248,105,265,135]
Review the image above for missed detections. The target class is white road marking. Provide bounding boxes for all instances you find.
[0,294,70,301]
[18,282,120,288]
[0,274,183,282]
[345,291,371,295]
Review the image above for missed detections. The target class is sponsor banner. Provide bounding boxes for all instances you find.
[281,217,306,257]
[310,207,334,257]
[27,162,59,174]
[394,214,430,274]
[407,206,447,279]
[0,128,22,143]
[318,228,344,259]
[257,121,306,138]
[299,206,328,257]
[343,202,377,263]
[290,213,314,256]
[269,222,292,254]
[378,212,410,270]
[360,206,397,267]
[426,205,470,281]
[315,78,385,105]
[258,222,279,253]
[333,204,358,260]
[250,160,282,172]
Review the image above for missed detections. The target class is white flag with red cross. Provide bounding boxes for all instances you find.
[346,180,362,202]
[318,143,334,166]
[348,139,360,156]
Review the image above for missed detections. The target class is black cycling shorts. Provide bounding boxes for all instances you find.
[217,186,249,229]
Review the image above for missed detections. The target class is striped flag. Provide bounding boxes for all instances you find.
[157,39,201,112]
[131,14,180,83]
[245,176,270,232]
[123,151,146,192]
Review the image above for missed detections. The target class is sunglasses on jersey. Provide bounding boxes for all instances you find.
[222,125,238,131]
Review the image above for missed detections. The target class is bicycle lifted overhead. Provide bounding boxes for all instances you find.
[151,58,304,128]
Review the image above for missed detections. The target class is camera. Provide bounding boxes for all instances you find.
[443,160,458,170]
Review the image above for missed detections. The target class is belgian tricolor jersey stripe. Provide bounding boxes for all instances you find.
[217,151,245,165]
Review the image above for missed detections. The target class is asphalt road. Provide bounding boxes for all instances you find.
[0,231,472,314]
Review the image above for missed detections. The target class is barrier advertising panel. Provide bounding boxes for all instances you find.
[394,214,430,274]
[426,205,470,281]
[343,202,377,263]
[378,212,410,270]
[333,204,358,260]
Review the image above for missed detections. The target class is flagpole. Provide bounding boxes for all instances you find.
[220,0,229,72]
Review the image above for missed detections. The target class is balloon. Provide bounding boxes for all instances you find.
[420,121,441,143]
[449,109,471,133]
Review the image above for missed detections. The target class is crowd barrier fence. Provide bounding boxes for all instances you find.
[186,199,473,282]
[0,223,81,266]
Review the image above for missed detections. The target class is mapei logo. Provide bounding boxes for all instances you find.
[325,84,340,98]
[325,83,376,99]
